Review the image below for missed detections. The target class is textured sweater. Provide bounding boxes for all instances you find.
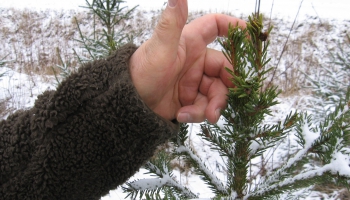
[0,44,179,200]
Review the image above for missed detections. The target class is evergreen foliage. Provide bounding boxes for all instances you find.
[123,12,350,200]
[303,33,350,123]
[53,0,137,83]
[123,149,197,200]
[75,0,138,61]
[52,47,74,85]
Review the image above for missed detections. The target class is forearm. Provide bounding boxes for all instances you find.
[0,44,179,200]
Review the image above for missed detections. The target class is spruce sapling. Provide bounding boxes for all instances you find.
[123,6,350,200]
[75,0,138,61]
[53,0,138,83]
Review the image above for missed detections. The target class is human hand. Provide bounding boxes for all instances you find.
[129,0,246,123]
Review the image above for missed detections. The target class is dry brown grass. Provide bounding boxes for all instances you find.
[0,98,15,119]
[0,8,347,96]
[314,183,350,200]
[0,9,78,75]
[264,16,347,96]
[0,8,162,78]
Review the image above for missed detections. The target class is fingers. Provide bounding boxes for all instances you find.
[178,59,204,106]
[177,93,208,123]
[148,0,188,64]
[177,75,228,124]
[204,48,235,88]
[183,14,246,48]
[129,0,188,112]
[177,15,245,106]
[131,0,188,75]
[178,48,233,107]
[200,75,228,123]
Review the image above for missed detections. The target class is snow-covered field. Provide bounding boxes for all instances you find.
[0,0,349,199]
[1,0,349,20]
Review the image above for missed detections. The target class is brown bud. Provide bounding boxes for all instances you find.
[259,32,269,41]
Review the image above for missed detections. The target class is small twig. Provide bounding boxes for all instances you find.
[268,0,274,30]
[255,0,261,17]
[267,0,304,87]
[311,3,323,25]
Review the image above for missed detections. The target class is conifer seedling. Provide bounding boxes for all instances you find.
[124,5,350,200]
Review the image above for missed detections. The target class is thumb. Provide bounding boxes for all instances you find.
[149,0,188,62]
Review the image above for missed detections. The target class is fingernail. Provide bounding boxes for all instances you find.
[177,112,192,123]
[168,0,178,7]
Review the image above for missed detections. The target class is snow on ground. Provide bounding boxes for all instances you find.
[1,0,349,20]
[0,67,55,118]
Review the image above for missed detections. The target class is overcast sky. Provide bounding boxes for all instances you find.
[1,0,348,20]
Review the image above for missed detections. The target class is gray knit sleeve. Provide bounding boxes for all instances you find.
[0,44,179,200]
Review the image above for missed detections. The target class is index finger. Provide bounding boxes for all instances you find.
[183,13,247,46]
[183,14,246,87]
